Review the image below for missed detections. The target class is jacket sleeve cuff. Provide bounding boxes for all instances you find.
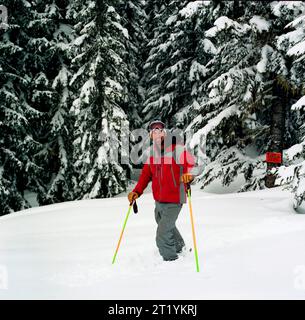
[132,188,142,197]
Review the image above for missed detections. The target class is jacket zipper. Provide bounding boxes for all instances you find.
[170,164,177,187]
[158,164,162,190]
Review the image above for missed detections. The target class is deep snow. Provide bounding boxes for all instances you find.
[1,184,305,300]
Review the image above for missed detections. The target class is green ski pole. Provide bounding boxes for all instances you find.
[112,201,133,264]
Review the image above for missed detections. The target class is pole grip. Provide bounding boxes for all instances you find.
[133,200,138,214]
[186,182,191,195]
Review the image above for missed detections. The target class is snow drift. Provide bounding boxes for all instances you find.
[1,186,305,299]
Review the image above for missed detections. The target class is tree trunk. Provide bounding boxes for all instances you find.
[265,74,286,188]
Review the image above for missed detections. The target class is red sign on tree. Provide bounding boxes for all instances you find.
[266,152,282,164]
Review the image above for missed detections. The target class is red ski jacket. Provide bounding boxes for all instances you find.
[132,143,196,204]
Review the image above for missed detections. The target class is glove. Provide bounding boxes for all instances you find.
[128,191,139,204]
[181,173,194,184]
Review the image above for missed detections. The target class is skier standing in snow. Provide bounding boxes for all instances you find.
[128,120,196,261]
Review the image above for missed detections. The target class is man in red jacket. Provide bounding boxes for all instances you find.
[128,120,195,261]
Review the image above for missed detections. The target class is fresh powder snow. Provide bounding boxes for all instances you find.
[1,185,305,299]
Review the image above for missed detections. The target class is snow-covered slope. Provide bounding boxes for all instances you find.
[1,186,305,300]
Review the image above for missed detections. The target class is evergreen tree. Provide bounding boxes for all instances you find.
[188,1,304,193]
[117,0,147,129]
[21,0,75,205]
[68,0,129,199]
[33,0,75,205]
[0,0,43,214]
[142,0,209,128]
[273,3,305,209]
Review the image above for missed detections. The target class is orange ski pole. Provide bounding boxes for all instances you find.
[186,183,200,272]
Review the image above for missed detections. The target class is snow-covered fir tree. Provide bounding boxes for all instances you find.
[141,1,245,128]
[142,0,208,127]
[273,2,305,209]
[116,0,147,129]
[68,0,130,199]
[26,0,75,205]
[187,1,305,198]
[0,0,44,214]
[187,1,270,190]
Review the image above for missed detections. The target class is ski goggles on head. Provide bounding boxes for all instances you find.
[150,127,165,134]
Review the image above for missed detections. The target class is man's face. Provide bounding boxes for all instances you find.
[150,127,166,144]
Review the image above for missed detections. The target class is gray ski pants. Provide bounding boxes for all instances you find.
[154,201,185,260]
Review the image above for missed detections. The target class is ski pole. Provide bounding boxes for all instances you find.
[112,201,134,264]
[186,183,200,272]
